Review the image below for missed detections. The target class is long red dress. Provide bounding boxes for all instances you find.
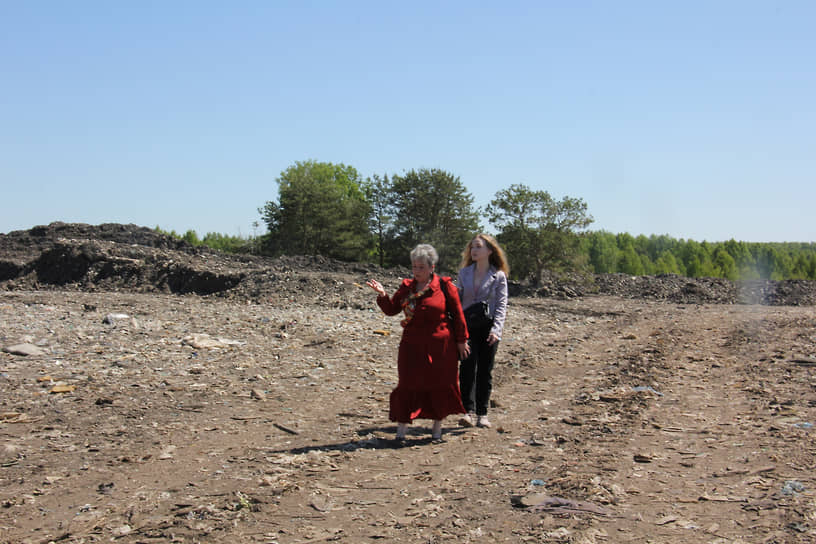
[376,274,468,423]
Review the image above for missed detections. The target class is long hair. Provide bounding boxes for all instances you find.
[459,234,510,276]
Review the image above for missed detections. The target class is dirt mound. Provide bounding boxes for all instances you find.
[2,222,815,305]
[0,223,405,308]
[590,273,816,306]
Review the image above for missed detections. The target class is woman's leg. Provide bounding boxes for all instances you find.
[458,348,477,413]
[431,420,442,439]
[474,340,499,416]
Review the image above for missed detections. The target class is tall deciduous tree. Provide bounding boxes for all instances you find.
[259,160,371,260]
[618,242,645,275]
[487,183,593,282]
[586,230,620,273]
[362,173,394,268]
[388,168,480,271]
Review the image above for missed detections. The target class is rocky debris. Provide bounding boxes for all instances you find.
[592,273,737,304]
[736,279,816,306]
[536,271,816,306]
[2,289,815,542]
[2,343,47,356]
[3,222,816,306]
[2,224,816,542]
[6,221,472,301]
[0,223,406,306]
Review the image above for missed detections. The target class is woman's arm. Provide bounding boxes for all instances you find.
[457,265,475,310]
[367,279,408,316]
[442,278,471,360]
[443,278,469,344]
[488,271,509,344]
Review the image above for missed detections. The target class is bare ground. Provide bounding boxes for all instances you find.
[2,224,816,543]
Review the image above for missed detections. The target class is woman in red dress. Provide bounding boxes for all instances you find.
[366,244,470,442]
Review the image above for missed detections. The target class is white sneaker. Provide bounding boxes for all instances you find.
[459,413,476,427]
[476,415,491,428]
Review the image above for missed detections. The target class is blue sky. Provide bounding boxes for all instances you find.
[2,1,814,242]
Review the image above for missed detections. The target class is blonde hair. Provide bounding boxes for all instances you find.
[459,234,510,276]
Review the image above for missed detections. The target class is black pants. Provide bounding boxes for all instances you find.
[459,320,498,416]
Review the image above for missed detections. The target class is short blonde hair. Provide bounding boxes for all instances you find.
[410,244,438,267]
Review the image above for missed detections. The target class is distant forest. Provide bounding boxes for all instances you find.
[159,227,816,282]
[581,232,816,281]
[157,160,816,283]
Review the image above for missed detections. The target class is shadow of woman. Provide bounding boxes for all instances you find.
[264,425,468,454]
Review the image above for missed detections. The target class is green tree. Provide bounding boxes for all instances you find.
[487,184,593,282]
[723,239,755,279]
[712,246,738,280]
[618,243,645,275]
[654,251,682,275]
[676,240,712,277]
[362,173,394,267]
[791,252,816,279]
[807,253,816,280]
[586,230,619,273]
[754,246,792,280]
[259,160,371,261]
[387,168,480,271]
[200,232,254,254]
[182,229,201,246]
[645,234,677,263]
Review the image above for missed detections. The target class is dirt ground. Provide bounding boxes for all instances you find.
[2,289,815,544]
[1,224,816,543]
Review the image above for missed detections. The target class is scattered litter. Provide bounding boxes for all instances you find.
[781,480,805,496]
[2,343,46,356]
[97,482,115,495]
[310,493,334,512]
[182,334,245,349]
[632,385,663,396]
[274,423,300,435]
[102,313,130,324]
[655,515,678,526]
[49,384,76,394]
[158,445,176,460]
[511,493,613,517]
[250,388,267,400]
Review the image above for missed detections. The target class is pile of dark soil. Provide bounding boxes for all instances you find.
[2,222,815,305]
[536,269,816,306]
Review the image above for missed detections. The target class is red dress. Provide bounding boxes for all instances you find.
[377,274,468,423]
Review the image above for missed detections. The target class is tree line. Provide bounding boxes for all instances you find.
[158,160,816,282]
[584,232,816,280]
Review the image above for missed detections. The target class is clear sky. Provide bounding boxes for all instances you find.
[2,1,814,242]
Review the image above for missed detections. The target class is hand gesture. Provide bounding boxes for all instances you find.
[366,279,386,298]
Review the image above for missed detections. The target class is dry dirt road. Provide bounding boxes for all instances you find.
[2,288,816,544]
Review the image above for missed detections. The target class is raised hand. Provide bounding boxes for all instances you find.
[366,279,386,297]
